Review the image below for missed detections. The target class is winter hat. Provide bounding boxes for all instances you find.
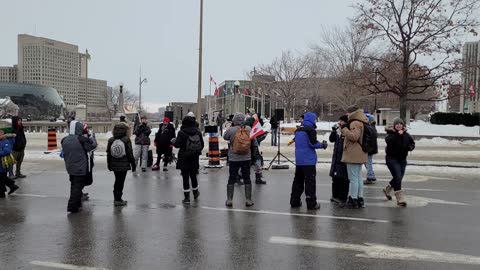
[0,127,13,133]
[248,108,255,114]
[347,106,359,113]
[232,112,246,126]
[119,115,126,122]
[339,115,349,123]
[163,117,170,123]
[187,112,195,117]
[393,118,405,126]
[141,116,147,120]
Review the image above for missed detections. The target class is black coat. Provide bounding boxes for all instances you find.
[329,131,348,179]
[174,126,204,171]
[107,124,135,172]
[12,116,27,151]
[134,124,151,145]
[155,123,176,151]
[385,128,415,160]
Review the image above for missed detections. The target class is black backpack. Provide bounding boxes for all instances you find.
[361,123,378,155]
[185,133,202,157]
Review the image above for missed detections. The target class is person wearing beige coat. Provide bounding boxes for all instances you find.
[340,107,369,208]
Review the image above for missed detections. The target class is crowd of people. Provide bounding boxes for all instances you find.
[0,107,416,214]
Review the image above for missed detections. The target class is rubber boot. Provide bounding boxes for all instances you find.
[193,189,200,200]
[225,185,234,207]
[395,190,407,207]
[182,192,191,204]
[383,184,393,200]
[245,184,254,207]
[255,173,266,185]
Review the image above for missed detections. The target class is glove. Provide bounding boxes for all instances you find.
[322,140,328,150]
[332,124,339,131]
[288,139,295,146]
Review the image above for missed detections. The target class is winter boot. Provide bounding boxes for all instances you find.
[163,165,168,172]
[152,164,160,171]
[114,200,128,206]
[307,201,320,210]
[225,185,234,207]
[193,189,200,200]
[395,190,407,207]
[357,197,365,208]
[245,184,254,207]
[255,173,266,185]
[364,178,376,185]
[342,196,358,209]
[383,184,393,200]
[7,184,19,195]
[182,192,191,204]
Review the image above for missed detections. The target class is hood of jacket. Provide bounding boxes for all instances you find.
[348,109,369,124]
[11,116,21,129]
[182,116,196,129]
[69,121,83,136]
[302,112,316,127]
[232,113,246,126]
[182,126,198,136]
[113,124,128,138]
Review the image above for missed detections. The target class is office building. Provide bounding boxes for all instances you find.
[0,66,17,82]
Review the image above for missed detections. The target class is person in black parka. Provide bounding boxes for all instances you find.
[153,117,176,171]
[11,116,27,179]
[328,115,350,204]
[174,116,204,204]
[107,123,136,206]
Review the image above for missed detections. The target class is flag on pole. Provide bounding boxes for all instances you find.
[469,82,476,98]
[210,75,217,85]
[214,87,219,96]
[250,119,265,139]
[244,89,249,95]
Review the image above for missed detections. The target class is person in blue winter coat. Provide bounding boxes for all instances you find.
[290,112,327,210]
[0,128,19,198]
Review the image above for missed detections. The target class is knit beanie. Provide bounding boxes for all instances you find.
[393,118,405,126]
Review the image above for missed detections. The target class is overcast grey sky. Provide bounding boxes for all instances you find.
[1,0,354,111]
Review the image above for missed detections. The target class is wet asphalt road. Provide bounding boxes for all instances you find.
[1,160,480,270]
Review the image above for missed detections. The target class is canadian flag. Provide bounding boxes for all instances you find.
[250,119,265,139]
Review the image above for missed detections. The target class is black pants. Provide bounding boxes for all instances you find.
[386,157,407,191]
[332,176,349,202]
[155,147,172,167]
[290,166,317,208]
[12,150,24,175]
[228,160,251,185]
[181,170,198,192]
[68,175,86,211]
[0,172,15,193]
[113,171,128,201]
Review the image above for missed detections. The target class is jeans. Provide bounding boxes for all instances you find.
[181,170,198,192]
[271,128,278,146]
[113,171,128,201]
[364,155,376,179]
[290,166,317,208]
[68,175,86,211]
[346,163,363,199]
[386,157,407,191]
[228,161,251,185]
[12,150,25,176]
[134,145,149,169]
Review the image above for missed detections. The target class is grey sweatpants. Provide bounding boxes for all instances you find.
[134,145,149,169]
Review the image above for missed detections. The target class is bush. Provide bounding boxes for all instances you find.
[430,112,480,126]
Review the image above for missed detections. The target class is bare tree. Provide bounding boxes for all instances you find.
[311,23,374,111]
[103,86,140,119]
[355,0,480,120]
[257,51,312,120]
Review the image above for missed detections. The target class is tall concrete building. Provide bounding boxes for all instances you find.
[0,66,17,82]
[17,34,80,107]
[78,77,107,111]
[462,41,480,113]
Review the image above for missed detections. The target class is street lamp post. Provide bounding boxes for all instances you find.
[139,68,147,115]
[196,0,204,124]
[84,49,90,122]
[118,82,125,115]
[374,67,379,113]
[234,80,240,113]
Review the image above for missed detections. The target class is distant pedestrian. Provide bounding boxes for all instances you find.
[133,116,152,172]
[153,117,176,172]
[290,112,327,210]
[119,115,132,137]
[329,115,349,204]
[223,112,256,207]
[61,121,97,213]
[11,116,27,179]
[364,114,378,185]
[340,106,369,209]
[0,128,19,198]
[216,112,225,136]
[270,114,278,146]
[173,116,204,204]
[107,123,136,206]
[383,118,415,207]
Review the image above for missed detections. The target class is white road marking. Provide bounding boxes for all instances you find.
[201,206,389,223]
[365,195,469,206]
[30,260,109,270]
[316,183,445,192]
[269,236,480,266]
[10,193,48,198]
